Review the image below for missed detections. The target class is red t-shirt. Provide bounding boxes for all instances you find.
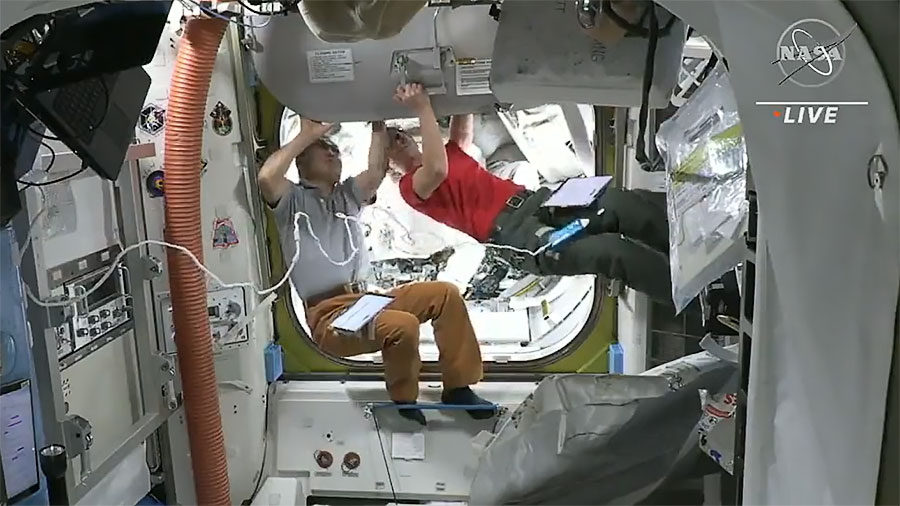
[398,141,523,242]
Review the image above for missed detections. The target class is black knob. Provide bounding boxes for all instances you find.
[76,329,88,337]
[39,445,69,505]
[88,316,99,324]
[89,329,99,337]
[99,310,111,318]
[101,322,111,330]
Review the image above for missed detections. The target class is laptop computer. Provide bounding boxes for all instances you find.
[4,0,167,181]
[17,67,150,181]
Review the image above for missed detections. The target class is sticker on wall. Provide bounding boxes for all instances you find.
[212,218,239,249]
[200,158,209,177]
[210,101,233,136]
[146,170,165,198]
[174,15,187,38]
[139,104,166,136]
[44,184,77,238]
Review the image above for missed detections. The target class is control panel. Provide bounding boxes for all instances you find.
[69,297,130,349]
[54,264,132,368]
[156,286,249,355]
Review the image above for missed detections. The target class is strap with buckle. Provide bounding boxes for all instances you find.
[307,281,365,308]
[505,193,525,209]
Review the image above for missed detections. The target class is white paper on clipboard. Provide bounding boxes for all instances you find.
[541,176,613,208]
[330,294,394,333]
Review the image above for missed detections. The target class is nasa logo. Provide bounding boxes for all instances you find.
[774,18,851,88]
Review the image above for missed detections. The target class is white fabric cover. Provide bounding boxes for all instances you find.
[298,0,427,43]
[469,349,737,505]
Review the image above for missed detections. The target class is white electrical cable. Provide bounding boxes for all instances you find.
[364,206,446,246]
[313,212,359,266]
[16,204,49,268]
[361,206,478,258]
[178,0,273,29]
[21,211,352,309]
[359,206,552,257]
[20,202,596,309]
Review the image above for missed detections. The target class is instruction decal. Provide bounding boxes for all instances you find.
[146,170,165,198]
[455,58,492,96]
[210,101,233,136]
[212,218,239,249]
[139,104,166,135]
[200,157,209,177]
[307,48,355,84]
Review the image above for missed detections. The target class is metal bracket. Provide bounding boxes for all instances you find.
[162,380,179,410]
[390,7,454,94]
[606,278,624,298]
[391,48,454,94]
[241,31,262,52]
[62,415,93,456]
[867,153,888,190]
[575,0,601,29]
[154,354,176,380]
[143,256,164,280]
[151,354,180,411]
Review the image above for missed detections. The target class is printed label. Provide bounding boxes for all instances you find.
[307,49,355,83]
[455,58,492,96]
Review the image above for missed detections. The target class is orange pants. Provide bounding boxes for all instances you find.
[306,281,483,402]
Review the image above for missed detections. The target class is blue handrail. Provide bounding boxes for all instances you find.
[368,402,499,411]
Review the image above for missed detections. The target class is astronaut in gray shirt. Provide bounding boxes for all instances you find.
[258,117,494,425]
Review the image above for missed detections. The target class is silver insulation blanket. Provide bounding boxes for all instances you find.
[469,349,737,505]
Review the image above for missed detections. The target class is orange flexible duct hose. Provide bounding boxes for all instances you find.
[163,17,231,506]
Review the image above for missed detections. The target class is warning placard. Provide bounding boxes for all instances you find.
[455,58,492,96]
[306,48,355,84]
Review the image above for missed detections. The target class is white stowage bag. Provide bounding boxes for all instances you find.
[468,349,737,505]
[298,0,428,43]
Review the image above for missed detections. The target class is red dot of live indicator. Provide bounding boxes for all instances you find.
[773,110,781,118]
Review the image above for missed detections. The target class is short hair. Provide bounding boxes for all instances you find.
[295,138,339,175]
[386,126,418,149]
[386,126,402,145]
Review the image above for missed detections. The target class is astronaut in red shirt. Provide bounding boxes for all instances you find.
[386,83,674,305]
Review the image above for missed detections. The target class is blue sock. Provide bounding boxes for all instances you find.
[394,401,426,426]
[442,387,496,420]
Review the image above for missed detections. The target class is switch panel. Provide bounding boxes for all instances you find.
[60,263,131,363]
[157,286,249,355]
[69,295,131,356]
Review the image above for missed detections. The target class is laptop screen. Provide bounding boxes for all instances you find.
[1,379,39,503]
